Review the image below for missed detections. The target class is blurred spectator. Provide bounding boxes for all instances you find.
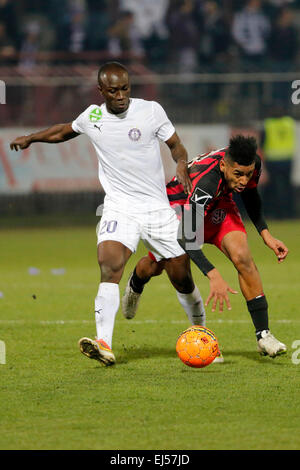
[269,7,298,68]
[119,0,169,38]
[17,10,57,68]
[43,0,69,25]
[0,0,19,48]
[107,10,144,59]
[68,7,86,53]
[166,0,199,73]
[232,0,271,69]
[55,3,87,52]
[84,0,110,51]
[0,21,16,62]
[18,21,41,69]
[268,7,298,103]
[268,0,296,6]
[119,0,170,68]
[197,1,231,70]
[261,106,296,218]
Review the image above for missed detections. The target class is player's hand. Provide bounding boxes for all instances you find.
[176,159,192,194]
[10,135,31,151]
[268,238,289,263]
[205,268,238,312]
[261,230,289,263]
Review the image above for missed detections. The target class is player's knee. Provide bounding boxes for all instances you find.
[98,258,125,283]
[231,249,255,273]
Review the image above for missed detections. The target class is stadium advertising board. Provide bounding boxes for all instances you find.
[1,125,300,194]
[0,128,99,193]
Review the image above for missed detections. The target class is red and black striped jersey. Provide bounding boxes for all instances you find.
[167,148,262,215]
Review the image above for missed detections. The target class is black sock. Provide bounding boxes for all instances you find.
[130,268,150,294]
[246,295,269,340]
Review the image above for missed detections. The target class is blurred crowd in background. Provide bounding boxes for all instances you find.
[1,0,299,219]
[0,0,300,73]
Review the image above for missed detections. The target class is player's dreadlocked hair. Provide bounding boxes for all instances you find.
[226,135,257,166]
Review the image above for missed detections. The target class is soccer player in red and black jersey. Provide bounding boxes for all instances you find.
[122,135,289,358]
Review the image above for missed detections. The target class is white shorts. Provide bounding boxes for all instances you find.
[96,203,185,261]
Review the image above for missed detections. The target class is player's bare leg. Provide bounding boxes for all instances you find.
[164,254,194,293]
[221,231,263,300]
[221,231,286,357]
[136,256,165,281]
[79,241,132,365]
[97,240,133,284]
[164,254,206,326]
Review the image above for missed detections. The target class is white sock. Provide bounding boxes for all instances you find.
[176,286,206,326]
[95,282,119,348]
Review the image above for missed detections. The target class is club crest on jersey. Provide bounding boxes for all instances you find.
[128,128,141,141]
[89,107,102,122]
[211,208,226,224]
[191,188,212,206]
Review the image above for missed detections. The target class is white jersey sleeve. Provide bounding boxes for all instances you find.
[71,105,95,134]
[152,101,175,142]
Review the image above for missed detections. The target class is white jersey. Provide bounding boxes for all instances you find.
[72,98,175,213]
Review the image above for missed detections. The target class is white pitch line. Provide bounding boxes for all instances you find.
[0,319,297,325]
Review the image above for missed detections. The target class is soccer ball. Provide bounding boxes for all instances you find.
[176,326,219,368]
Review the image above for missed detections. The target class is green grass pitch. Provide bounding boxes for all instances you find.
[0,220,300,450]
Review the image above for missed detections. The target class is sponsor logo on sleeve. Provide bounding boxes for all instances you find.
[89,108,102,122]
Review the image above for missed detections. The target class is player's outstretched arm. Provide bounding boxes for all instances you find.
[10,122,79,151]
[165,132,192,194]
[260,229,289,263]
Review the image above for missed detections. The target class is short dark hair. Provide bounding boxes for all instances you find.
[97,62,128,84]
[226,135,257,166]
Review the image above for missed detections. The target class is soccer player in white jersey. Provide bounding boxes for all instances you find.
[10,62,231,366]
